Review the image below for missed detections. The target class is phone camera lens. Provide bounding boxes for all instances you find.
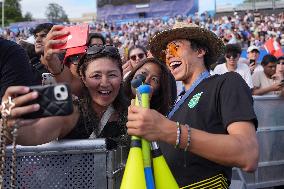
[56,93,61,98]
[60,87,65,92]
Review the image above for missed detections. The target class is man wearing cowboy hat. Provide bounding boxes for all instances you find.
[126,22,259,188]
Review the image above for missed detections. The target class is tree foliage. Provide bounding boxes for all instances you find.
[45,3,69,23]
[23,11,33,21]
[0,0,25,26]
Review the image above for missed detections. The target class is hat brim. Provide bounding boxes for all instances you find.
[149,27,224,65]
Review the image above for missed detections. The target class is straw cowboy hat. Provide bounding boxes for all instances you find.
[149,22,225,65]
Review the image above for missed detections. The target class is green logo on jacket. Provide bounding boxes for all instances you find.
[188,92,203,108]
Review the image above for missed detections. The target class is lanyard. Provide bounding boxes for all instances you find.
[168,71,210,119]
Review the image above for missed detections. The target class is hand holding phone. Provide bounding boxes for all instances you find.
[249,59,256,66]
[21,84,73,119]
[42,73,57,85]
[53,24,89,50]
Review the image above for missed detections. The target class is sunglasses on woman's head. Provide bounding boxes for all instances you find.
[87,45,120,57]
[130,53,145,61]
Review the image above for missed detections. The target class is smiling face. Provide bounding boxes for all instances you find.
[82,57,122,113]
[129,48,146,68]
[34,30,48,55]
[131,62,161,96]
[165,40,197,81]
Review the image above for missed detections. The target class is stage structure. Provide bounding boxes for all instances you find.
[97,0,199,21]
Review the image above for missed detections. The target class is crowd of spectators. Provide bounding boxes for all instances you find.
[1,10,284,50]
[1,10,283,96]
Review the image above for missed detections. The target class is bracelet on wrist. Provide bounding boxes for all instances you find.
[184,124,191,151]
[49,63,65,77]
[175,122,181,148]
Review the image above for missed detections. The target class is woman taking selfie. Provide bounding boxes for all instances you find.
[1,45,128,146]
[1,51,176,146]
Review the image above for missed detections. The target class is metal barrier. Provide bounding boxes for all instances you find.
[2,95,284,188]
[231,95,284,189]
[3,139,128,189]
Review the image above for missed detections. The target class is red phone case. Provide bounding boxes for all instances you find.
[53,24,89,49]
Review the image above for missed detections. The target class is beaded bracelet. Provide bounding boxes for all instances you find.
[50,63,65,77]
[184,124,191,151]
[175,122,181,148]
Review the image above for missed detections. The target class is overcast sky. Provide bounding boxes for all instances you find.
[20,0,244,19]
[21,0,97,19]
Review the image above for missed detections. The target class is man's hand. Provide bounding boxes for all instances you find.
[270,82,283,91]
[126,105,168,141]
[42,25,68,69]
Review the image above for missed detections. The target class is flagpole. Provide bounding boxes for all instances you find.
[1,0,4,28]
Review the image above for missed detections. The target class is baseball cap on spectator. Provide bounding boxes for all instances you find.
[247,45,260,53]
[63,46,87,65]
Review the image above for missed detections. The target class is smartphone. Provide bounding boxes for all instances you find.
[42,73,57,85]
[249,59,256,65]
[21,84,73,119]
[53,24,89,50]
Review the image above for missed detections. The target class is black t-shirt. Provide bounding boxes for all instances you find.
[159,72,258,188]
[30,56,49,85]
[62,99,129,149]
[0,38,36,101]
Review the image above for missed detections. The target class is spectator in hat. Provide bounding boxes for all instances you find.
[126,22,258,188]
[213,43,254,89]
[245,45,263,74]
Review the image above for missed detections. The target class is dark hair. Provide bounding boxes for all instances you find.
[225,44,242,55]
[18,40,37,60]
[189,40,210,70]
[33,23,54,35]
[78,49,128,113]
[261,54,278,66]
[87,33,106,46]
[278,56,284,62]
[124,57,177,115]
[127,45,147,60]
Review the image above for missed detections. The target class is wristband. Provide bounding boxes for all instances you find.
[175,122,181,148]
[50,63,64,76]
[184,124,191,151]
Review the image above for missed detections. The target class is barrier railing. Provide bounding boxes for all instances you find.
[231,95,284,189]
[3,139,128,189]
[2,95,284,188]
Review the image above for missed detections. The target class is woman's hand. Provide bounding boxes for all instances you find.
[42,25,68,69]
[122,60,133,77]
[1,86,40,127]
[126,104,169,141]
